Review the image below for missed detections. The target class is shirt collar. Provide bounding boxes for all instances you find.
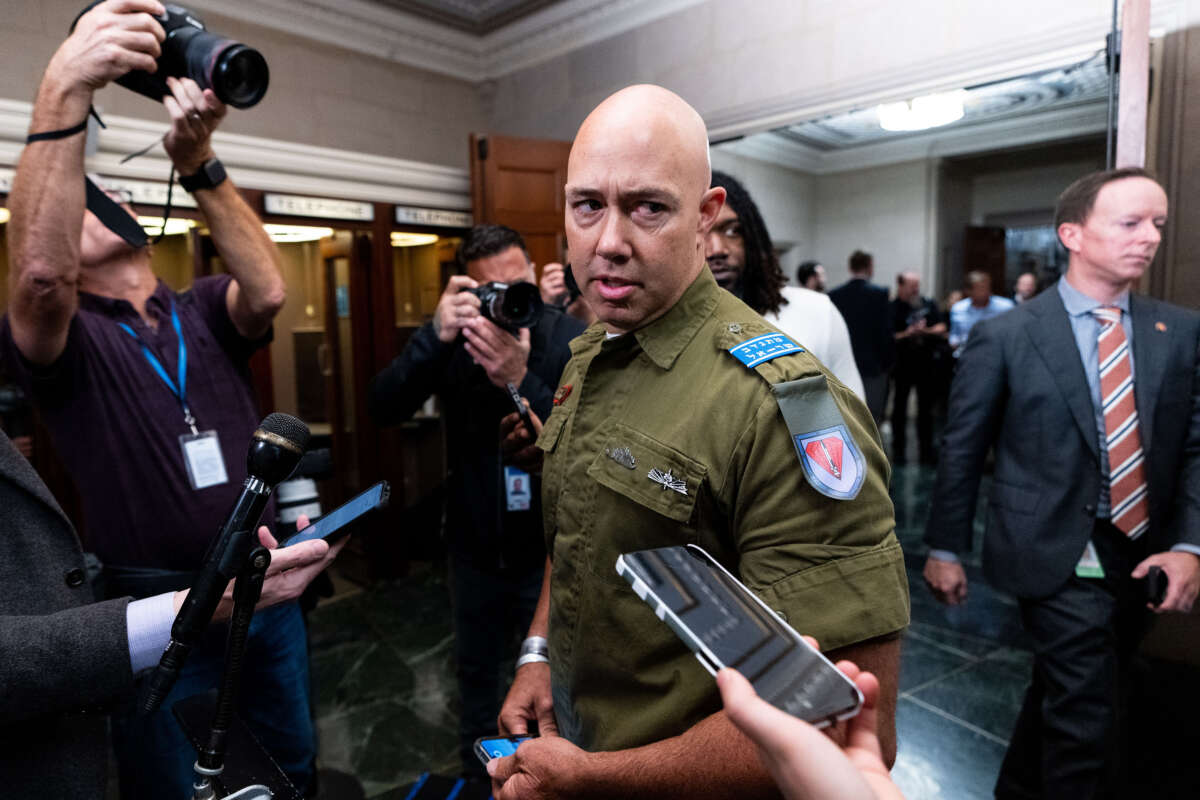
[78,278,172,318]
[1056,276,1130,318]
[632,268,720,370]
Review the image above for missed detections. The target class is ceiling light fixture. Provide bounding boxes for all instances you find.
[137,216,198,236]
[0,208,9,225]
[264,224,334,243]
[391,232,439,248]
[877,90,967,132]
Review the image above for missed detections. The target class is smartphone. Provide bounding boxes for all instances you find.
[616,544,863,727]
[505,381,533,434]
[283,481,390,546]
[1145,565,1168,607]
[474,735,530,764]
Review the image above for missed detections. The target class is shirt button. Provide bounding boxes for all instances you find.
[1083,504,1096,516]
[64,568,86,588]
[728,323,742,334]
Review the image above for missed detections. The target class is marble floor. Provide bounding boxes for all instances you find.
[306,456,1200,799]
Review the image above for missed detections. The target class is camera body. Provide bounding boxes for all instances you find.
[468,282,544,332]
[74,3,269,108]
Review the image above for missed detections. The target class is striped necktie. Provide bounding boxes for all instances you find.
[1093,305,1149,538]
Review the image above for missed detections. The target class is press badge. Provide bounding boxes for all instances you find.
[180,430,229,490]
[504,466,532,512]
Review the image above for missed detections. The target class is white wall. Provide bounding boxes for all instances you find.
[710,150,815,280]
[970,160,1104,225]
[812,160,934,294]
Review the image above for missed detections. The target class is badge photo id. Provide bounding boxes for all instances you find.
[180,430,229,490]
[505,465,532,512]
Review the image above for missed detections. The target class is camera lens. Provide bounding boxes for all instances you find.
[499,283,543,329]
[211,44,269,108]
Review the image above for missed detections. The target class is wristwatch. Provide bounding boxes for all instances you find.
[179,158,227,192]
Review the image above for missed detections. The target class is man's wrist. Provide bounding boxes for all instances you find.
[33,70,93,127]
[176,152,221,184]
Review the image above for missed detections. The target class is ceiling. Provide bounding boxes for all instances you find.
[370,0,570,35]
[772,52,1110,152]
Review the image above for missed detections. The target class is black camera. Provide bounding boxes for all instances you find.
[74,3,269,109]
[469,282,544,331]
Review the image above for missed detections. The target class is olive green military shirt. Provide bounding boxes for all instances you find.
[536,269,909,752]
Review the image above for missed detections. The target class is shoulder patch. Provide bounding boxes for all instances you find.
[727,332,804,369]
[771,375,865,500]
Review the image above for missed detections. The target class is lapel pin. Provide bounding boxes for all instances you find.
[605,445,636,469]
[1155,321,1167,332]
[648,468,688,496]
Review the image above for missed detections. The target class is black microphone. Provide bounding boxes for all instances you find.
[142,413,310,713]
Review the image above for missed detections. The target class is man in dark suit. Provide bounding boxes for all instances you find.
[923,168,1200,799]
[0,430,338,798]
[829,250,895,423]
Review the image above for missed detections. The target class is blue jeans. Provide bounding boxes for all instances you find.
[113,602,316,799]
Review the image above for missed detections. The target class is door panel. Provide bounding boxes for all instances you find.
[471,133,572,274]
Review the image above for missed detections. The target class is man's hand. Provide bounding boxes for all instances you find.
[175,515,345,620]
[162,76,227,175]
[46,0,166,96]
[498,661,557,738]
[501,406,544,473]
[432,275,480,343]
[487,735,590,800]
[718,663,903,800]
[464,317,531,388]
[923,554,968,605]
[540,262,568,306]
[1132,550,1200,613]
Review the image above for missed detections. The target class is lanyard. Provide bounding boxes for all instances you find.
[118,300,197,434]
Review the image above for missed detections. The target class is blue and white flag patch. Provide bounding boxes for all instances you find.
[728,333,804,368]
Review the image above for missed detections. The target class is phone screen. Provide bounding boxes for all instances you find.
[618,545,862,725]
[284,481,388,546]
[475,735,529,764]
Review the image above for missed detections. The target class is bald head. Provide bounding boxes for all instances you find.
[564,85,725,334]
[571,85,713,207]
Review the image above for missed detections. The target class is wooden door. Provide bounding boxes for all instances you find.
[470,133,572,274]
[962,226,1007,292]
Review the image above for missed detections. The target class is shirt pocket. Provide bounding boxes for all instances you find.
[586,422,707,525]
[537,405,570,454]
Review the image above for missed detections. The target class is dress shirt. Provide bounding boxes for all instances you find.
[949,295,1015,354]
[126,592,176,673]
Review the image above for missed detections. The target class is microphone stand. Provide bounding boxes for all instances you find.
[190,544,281,800]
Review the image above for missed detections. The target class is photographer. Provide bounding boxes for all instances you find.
[1,2,314,796]
[369,224,584,777]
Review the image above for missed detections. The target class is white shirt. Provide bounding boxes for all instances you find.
[764,286,866,401]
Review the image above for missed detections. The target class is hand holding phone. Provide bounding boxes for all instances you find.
[283,481,389,547]
[475,735,530,764]
[617,544,863,727]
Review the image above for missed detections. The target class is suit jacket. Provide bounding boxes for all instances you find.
[829,278,895,377]
[925,288,1200,599]
[0,431,133,798]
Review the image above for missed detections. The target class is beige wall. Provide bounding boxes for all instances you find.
[0,0,486,170]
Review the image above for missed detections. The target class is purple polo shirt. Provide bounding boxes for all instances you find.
[1,275,274,570]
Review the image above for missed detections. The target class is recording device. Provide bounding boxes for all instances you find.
[284,480,390,547]
[475,735,530,764]
[617,544,863,726]
[505,382,533,435]
[563,264,583,306]
[142,413,310,713]
[468,281,543,331]
[74,3,270,108]
[1145,565,1168,607]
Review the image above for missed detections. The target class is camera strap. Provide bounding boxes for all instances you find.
[24,106,152,249]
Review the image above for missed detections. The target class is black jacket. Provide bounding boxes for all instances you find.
[829,278,895,377]
[924,288,1200,598]
[369,306,584,570]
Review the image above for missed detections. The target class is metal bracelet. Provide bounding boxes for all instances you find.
[519,636,549,658]
[515,652,550,669]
